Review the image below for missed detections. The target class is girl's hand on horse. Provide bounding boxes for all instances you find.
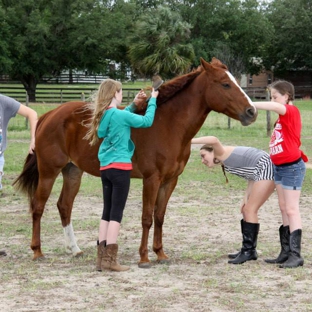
[151,88,159,98]
[133,90,148,111]
[133,90,147,105]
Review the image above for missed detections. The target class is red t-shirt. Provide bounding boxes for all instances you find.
[269,104,308,165]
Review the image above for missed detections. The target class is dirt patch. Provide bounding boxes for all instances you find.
[1,187,312,312]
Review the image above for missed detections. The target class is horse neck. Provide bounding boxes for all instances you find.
[162,84,210,142]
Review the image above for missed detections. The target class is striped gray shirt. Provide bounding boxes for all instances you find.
[223,147,273,181]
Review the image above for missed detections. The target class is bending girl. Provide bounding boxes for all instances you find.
[191,136,275,264]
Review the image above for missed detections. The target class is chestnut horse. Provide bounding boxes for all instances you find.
[14,58,257,268]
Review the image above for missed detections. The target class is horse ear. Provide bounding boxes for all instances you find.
[211,57,228,70]
[200,57,212,70]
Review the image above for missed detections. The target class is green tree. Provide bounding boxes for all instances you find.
[177,0,274,75]
[0,5,12,73]
[262,0,312,73]
[128,5,195,78]
[0,0,133,101]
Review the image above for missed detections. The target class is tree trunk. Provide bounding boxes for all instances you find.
[20,75,38,102]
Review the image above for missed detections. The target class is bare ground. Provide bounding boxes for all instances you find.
[1,179,312,312]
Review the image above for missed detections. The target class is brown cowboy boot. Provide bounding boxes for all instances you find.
[101,244,129,272]
[96,240,106,271]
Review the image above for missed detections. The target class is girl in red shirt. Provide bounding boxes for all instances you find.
[254,80,307,268]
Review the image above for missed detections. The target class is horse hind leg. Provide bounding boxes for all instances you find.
[57,162,84,257]
[31,178,58,260]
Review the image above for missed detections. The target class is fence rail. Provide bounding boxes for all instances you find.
[0,86,139,105]
[1,85,271,105]
[10,84,308,105]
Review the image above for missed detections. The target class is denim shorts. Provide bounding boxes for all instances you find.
[0,153,4,172]
[273,159,306,190]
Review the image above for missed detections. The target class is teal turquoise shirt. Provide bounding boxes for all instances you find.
[97,97,157,167]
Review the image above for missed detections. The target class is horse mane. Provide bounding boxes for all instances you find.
[155,66,203,106]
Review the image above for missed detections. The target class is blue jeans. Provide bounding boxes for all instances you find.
[0,153,4,190]
[274,159,306,190]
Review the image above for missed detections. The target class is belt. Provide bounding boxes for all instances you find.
[275,157,302,167]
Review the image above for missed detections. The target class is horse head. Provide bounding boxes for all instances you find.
[200,57,257,126]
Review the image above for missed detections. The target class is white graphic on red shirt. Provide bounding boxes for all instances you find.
[269,122,284,155]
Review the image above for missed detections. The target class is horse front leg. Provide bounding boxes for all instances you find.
[138,177,161,268]
[153,177,178,263]
[58,163,84,257]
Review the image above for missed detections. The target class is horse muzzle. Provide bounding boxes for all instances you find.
[240,107,258,126]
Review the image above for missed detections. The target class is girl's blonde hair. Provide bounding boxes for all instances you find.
[84,79,122,145]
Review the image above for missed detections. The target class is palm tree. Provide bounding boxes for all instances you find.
[128,5,195,79]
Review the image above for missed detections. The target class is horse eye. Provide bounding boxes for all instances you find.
[222,83,231,89]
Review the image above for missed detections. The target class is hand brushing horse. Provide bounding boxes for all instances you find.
[13,57,257,268]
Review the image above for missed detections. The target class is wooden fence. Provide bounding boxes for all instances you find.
[0,85,139,105]
[0,85,268,105]
[3,85,273,135]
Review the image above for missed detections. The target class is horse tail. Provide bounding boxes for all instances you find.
[12,152,39,211]
[12,110,52,210]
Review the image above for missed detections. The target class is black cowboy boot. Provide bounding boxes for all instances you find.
[228,221,259,264]
[279,229,304,268]
[265,225,290,264]
[228,219,244,259]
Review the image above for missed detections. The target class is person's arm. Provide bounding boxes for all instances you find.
[125,90,147,112]
[122,89,159,128]
[253,101,286,115]
[17,104,38,154]
[191,136,225,156]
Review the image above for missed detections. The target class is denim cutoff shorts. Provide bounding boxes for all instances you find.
[273,158,306,190]
[0,153,4,172]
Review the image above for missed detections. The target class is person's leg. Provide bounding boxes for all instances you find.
[275,184,289,226]
[101,169,131,272]
[229,179,274,265]
[278,161,305,268]
[96,170,112,271]
[0,153,4,190]
[242,180,275,223]
[0,154,5,255]
[106,169,131,245]
[99,170,113,243]
[283,189,302,231]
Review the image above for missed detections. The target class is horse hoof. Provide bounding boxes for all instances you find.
[157,259,170,265]
[33,255,45,261]
[138,262,151,269]
[73,251,84,258]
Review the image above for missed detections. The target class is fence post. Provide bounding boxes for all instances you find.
[266,88,271,137]
[81,92,85,101]
[61,90,63,103]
